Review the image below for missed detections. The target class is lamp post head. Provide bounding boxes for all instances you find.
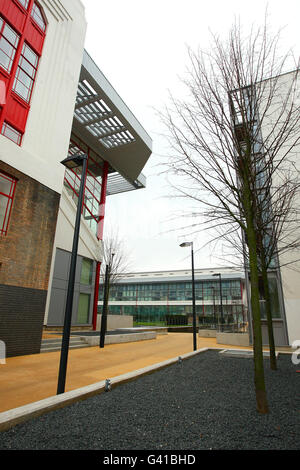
[61,153,88,169]
[180,242,193,248]
[212,273,221,277]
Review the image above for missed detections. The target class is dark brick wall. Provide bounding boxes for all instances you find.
[0,161,60,290]
[0,284,47,357]
[0,161,60,356]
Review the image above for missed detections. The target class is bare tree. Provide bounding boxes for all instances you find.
[98,229,132,345]
[101,227,132,286]
[160,17,300,414]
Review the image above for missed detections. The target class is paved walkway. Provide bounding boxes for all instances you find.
[0,333,291,413]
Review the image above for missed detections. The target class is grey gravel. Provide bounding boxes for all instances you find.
[0,350,299,450]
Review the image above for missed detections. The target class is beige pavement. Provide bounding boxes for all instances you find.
[0,333,288,413]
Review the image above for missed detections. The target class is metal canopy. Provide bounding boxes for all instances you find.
[71,50,152,195]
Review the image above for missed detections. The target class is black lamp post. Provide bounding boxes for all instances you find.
[180,242,197,351]
[213,273,224,332]
[212,286,216,327]
[57,153,88,395]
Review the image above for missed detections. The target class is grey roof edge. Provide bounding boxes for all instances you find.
[82,50,152,151]
[114,273,245,284]
[118,267,244,276]
[135,172,146,188]
[112,267,245,284]
[229,67,300,93]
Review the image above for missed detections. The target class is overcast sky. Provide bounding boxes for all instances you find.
[81,0,300,273]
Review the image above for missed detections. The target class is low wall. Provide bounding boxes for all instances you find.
[96,314,133,331]
[167,326,194,333]
[131,327,168,335]
[217,332,250,347]
[81,331,156,346]
[198,329,217,338]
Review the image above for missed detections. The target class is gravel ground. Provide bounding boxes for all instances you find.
[0,350,299,450]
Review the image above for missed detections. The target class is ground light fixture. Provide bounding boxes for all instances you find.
[57,153,88,395]
[179,242,197,351]
[212,272,224,332]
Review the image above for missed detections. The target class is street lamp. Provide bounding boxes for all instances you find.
[212,286,216,328]
[180,242,197,351]
[213,273,224,332]
[57,153,88,395]
[100,252,115,348]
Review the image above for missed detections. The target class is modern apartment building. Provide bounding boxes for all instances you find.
[99,267,248,329]
[0,0,152,357]
[230,69,300,347]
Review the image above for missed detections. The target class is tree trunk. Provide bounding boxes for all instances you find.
[247,228,269,414]
[243,178,269,414]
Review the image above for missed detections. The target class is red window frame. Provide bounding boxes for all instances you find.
[0,0,47,144]
[64,137,108,238]
[0,170,17,235]
[12,41,38,103]
[31,2,46,32]
[0,16,20,74]
[1,120,22,144]
[16,0,29,10]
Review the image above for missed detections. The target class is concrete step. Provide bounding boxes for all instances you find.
[40,336,90,353]
[42,338,84,345]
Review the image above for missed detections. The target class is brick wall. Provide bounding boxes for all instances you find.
[0,284,47,357]
[0,161,60,356]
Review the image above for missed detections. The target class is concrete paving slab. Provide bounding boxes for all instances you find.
[0,333,292,417]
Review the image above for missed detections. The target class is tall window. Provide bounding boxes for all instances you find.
[0,1,47,145]
[1,121,22,144]
[31,3,46,32]
[0,18,20,74]
[80,258,93,285]
[0,171,17,235]
[12,43,38,103]
[17,0,29,9]
[77,293,90,324]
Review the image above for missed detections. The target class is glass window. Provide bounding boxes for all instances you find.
[0,19,20,73]
[17,0,29,9]
[1,122,22,145]
[259,276,281,319]
[80,258,93,285]
[12,43,38,102]
[0,171,17,235]
[31,3,46,32]
[77,293,90,324]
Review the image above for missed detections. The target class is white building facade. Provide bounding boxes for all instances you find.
[260,70,300,345]
[0,0,152,356]
[230,69,300,347]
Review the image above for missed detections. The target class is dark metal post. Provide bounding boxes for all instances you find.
[219,273,224,332]
[100,264,110,348]
[212,287,216,327]
[57,154,88,395]
[191,245,197,351]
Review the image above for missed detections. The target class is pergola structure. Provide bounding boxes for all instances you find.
[72,50,151,190]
